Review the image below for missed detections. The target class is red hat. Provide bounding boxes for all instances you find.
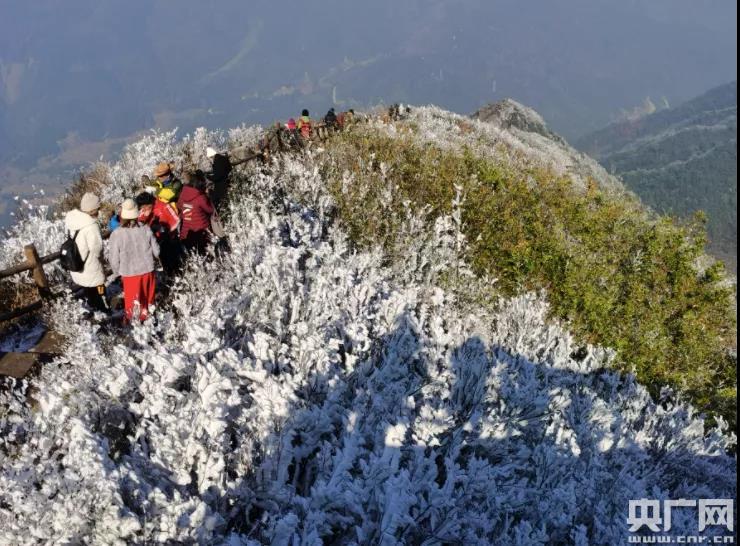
[287,118,297,130]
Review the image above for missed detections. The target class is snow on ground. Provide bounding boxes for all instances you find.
[0,118,736,545]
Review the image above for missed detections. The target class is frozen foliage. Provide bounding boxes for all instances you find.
[0,117,736,545]
[0,204,63,272]
[403,103,629,195]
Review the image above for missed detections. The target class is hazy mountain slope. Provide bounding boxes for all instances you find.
[577,82,738,270]
[0,120,736,544]
[0,0,736,165]
[2,0,736,230]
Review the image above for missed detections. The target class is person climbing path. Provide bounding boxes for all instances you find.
[108,199,160,322]
[178,170,216,255]
[63,192,108,313]
[206,147,233,211]
[152,162,183,200]
[136,191,182,276]
[297,109,312,141]
[46,105,373,327]
[324,108,338,131]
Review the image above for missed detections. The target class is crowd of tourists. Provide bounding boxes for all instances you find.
[63,162,222,323]
[61,106,364,324]
[283,108,354,142]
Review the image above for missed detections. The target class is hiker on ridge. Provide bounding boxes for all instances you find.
[108,203,122,232]
[108,199,160,322]
[324,108,338,130]
[337,109,355,130]
[276,118,300,150]
[152,162,183,199]
[136,191,181,236]
[63,192,108,312]
[297,109,312,141]
[177,170,215,255]
[206,147,233,210]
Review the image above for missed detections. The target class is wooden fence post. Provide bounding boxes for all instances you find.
[23,244,50,299]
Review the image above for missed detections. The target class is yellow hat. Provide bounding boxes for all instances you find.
[153,162,172,178]
[157,187,176,203]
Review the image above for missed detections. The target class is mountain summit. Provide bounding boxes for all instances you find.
[472,99,628,194]
[474,98,562,141]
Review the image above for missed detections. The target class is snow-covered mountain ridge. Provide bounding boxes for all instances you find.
[0,109,736,544]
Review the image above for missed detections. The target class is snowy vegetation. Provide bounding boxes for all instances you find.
[0,111,736,544]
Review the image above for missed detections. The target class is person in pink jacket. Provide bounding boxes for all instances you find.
[177,171,215,255]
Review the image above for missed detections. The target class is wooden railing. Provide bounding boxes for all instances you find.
[0,244,55,322]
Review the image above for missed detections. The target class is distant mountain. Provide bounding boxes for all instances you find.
[577,82,738,271]
[1,1,736,228]
[0,0,736,164]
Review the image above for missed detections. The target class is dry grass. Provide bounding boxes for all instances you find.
[57,164,110,214]
[0,278,41,323]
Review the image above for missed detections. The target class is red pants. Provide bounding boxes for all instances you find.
[122,272,156,322]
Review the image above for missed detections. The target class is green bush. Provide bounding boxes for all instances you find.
[320,129,737,424]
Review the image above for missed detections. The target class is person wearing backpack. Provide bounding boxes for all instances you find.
[324,108,338,130]
[205,147,233,211]
[108,199,160,322]
[63,192,107,312]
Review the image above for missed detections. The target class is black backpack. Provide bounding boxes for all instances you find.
[60,230,86,272]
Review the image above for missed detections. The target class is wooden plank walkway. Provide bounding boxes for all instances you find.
[0,330,64,379]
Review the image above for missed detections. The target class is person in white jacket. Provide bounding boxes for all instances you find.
[64,192,107,312]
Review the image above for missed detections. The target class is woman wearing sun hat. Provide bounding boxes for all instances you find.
[108,199,160,322]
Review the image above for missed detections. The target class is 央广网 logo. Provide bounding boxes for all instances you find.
[628,499,734,533]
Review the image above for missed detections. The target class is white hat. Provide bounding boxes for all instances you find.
[120,198,139,220]
[80,192,100,213]
[206,147,218,159]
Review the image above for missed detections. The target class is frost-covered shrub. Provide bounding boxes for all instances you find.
[107,129,182,203]
[0,203,62,271]
[0,117,736,545]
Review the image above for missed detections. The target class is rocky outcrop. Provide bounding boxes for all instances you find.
[467,99,630,195]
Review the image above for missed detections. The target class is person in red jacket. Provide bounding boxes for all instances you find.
[177,170,215,255]
[136,191,183,274]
